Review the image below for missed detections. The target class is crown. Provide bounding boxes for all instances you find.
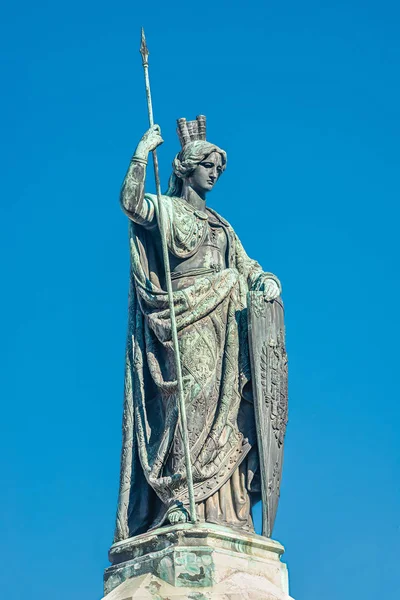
[177,115,207,148]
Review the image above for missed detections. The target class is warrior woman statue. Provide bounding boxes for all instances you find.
[114,116,286,542]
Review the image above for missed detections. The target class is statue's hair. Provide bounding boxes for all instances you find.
[165,140,227,197]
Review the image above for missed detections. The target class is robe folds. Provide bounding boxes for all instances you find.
[114,194,268,541]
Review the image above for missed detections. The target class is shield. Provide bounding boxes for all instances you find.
[247,292,288,537]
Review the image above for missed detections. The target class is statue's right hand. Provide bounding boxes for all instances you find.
[139,124,164,153]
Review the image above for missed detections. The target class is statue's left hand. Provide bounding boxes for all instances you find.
[252,275,281,301]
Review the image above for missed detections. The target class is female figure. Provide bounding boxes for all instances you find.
[114,117,282,542]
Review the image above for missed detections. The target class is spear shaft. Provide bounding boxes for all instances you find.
[139,28,197,524]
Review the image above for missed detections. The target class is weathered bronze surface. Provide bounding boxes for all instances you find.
[114,117,288,542]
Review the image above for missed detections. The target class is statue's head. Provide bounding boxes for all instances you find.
[166,140,227,197]
[166,115,227,198]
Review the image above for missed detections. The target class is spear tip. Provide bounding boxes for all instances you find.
[140,27,149,65]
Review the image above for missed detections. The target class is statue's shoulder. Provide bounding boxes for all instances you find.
[145,194,204,220]
[145,195,231,230]
[206,206,232,229]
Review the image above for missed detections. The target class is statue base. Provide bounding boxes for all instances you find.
[103,523,294,599]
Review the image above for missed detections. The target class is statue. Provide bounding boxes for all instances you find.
[102,32,293,600]
[113,31,288,547]
[113,109,288,541]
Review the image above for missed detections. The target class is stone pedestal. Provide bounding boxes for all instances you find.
[103,523,294,599]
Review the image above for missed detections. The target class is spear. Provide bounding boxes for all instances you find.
[139,28,197,524]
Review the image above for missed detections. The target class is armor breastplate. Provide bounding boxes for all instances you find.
[170,212,228,291]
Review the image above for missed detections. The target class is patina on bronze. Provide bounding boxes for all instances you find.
[113,34,288,543]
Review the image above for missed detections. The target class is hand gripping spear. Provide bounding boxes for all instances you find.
[139,28,197,525]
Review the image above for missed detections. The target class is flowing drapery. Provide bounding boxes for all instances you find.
[114,195,263,541]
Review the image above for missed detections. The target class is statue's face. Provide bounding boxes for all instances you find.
[187,152,223,195]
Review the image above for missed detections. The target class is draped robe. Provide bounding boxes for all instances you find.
[114,194,275,541]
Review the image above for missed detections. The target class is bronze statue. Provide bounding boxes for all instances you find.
[114,113,288,542]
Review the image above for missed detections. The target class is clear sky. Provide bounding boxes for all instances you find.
[1,1,399,599]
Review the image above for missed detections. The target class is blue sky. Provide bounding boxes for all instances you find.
[1,1,399,598]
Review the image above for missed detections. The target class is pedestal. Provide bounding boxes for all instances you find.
[103,523,294,599]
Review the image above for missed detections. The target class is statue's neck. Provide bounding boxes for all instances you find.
[182,183,206,211]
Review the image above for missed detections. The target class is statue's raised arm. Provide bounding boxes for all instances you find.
[120,124,163,228]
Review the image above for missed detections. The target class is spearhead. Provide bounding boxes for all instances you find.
[140,27,149,67]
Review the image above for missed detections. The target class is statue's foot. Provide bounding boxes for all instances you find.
[167,505,190,524]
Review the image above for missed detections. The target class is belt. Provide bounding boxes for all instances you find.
[170,265,222,281]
